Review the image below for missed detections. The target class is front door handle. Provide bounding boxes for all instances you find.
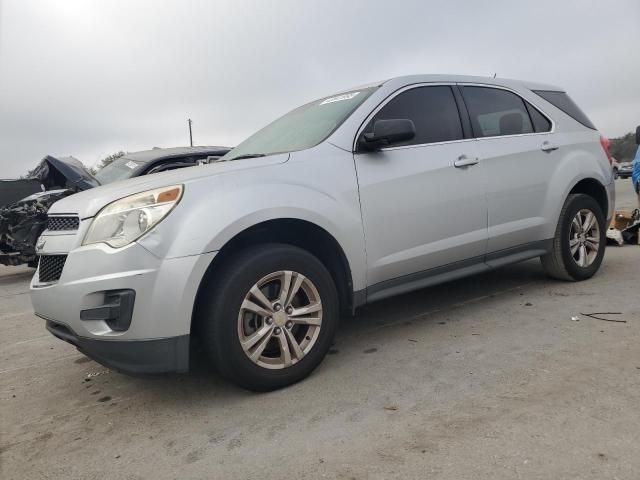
[541,141,559,153]
[454,155,479,168]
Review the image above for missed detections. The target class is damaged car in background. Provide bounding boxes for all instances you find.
[0,146,230,267]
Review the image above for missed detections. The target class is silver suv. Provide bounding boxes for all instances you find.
[31,75,615,391]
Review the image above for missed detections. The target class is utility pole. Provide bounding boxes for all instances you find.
[187,118,193,147]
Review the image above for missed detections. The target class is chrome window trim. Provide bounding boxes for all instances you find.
[353,81,556,153]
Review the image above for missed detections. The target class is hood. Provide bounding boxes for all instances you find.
[31,155,100,191]
[48,153,289,218]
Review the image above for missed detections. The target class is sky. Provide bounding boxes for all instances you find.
[1,0,639,177]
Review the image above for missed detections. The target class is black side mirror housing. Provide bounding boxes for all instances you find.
[636,126,640,145]
[359,119,416,151]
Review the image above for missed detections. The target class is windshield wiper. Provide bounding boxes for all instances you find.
[228,153,266,161]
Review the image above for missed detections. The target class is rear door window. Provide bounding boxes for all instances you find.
[461,86,534,138]
[365,85,464,147]
[533,90,596,130]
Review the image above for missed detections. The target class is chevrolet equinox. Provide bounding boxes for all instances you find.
[31,75,615,391]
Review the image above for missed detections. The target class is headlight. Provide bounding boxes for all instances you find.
[83,185,183,248]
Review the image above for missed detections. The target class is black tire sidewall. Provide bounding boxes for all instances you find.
[202,244,339,391]
[559,195,606,280]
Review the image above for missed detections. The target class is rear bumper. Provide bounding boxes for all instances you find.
[44,317,190,374]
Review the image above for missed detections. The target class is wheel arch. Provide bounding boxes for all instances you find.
[568,177,609,217]
[191,218,356,336]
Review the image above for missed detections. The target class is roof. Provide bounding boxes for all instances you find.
[122,146,231,163]
[381,74,563,92]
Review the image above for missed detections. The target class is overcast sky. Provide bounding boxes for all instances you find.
[1,0,639,177]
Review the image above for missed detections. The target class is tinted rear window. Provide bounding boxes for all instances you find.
[461,86,533,138]
[533,90,596,130]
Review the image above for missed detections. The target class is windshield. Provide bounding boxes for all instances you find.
[220,86,378,160]
[94,157,144,185]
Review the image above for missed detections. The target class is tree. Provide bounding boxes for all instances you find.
[609,132,637,162]
[91,151,126,174]
[21,165,41,179]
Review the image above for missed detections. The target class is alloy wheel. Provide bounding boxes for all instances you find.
[569,208,600,268]
[237,270,323,369]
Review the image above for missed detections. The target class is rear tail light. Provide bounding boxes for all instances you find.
[600,136,613,165]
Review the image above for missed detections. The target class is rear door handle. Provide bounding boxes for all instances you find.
[541,141,559,153]
[454,155,479,168]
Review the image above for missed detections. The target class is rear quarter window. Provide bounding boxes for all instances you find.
[533,90,596,130]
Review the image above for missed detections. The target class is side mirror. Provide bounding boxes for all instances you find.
[359,119,416,151]
[636,126,640,145]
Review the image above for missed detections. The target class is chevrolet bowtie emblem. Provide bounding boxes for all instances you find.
[36,238,46,252]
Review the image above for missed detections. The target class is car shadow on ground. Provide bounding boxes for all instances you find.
[102,259,551,407]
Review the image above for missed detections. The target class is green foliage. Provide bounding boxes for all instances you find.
[90,151,126,175]
[609,132,637,162]
[20,165,40,179]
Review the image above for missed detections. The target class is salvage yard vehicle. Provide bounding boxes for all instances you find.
[618,162,633,179]
[0,147,229,266]
[31,75,615,391]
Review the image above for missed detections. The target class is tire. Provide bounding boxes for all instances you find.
[197,243,339,391]
[613,168,619,180]
[540,194,606,281]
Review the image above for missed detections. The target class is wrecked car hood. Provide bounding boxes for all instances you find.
[49,153,290,218]
[31,155,100,191]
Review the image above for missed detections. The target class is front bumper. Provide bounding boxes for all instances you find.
[30,228,216,374]
[45,318,190,374]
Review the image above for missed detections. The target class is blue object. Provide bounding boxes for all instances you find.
[633,146,640,192]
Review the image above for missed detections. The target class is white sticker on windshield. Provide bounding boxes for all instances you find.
[320,91,360,105]
[125,161,137,169]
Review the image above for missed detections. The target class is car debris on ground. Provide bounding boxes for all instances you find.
[606,209,640,246]
[580,312,626,323]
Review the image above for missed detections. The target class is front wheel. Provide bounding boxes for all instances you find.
[541,193,606,281]
[197,244,339,391]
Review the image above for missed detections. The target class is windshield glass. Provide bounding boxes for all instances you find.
[220,86,378,160]
[94,157,144,185]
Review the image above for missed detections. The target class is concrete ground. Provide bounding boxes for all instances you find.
[1,180,638,480]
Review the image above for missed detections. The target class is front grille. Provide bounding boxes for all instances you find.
[46,216,79,231]
[38,255,67,283]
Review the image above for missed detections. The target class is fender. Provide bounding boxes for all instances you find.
[138,145,368,291]
[540,132,613,239]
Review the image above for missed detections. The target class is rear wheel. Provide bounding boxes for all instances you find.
[541,194,606,281]
[197,244,339,391]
